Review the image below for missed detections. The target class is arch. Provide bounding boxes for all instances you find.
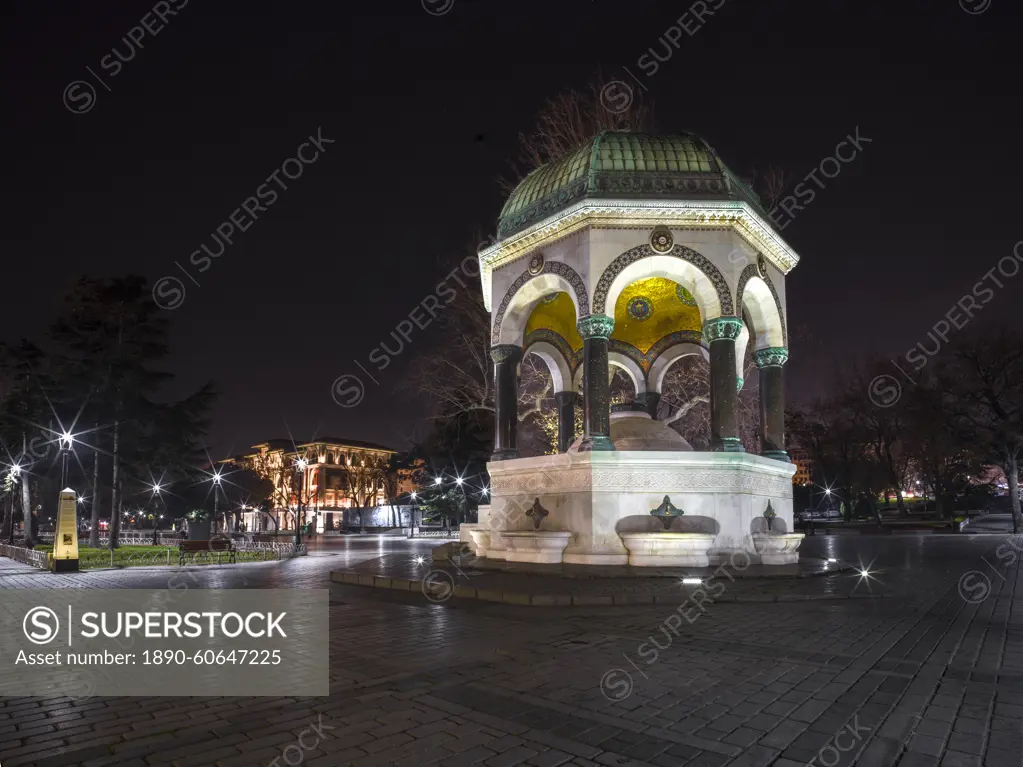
[735,265,786,348]
[649,343,708,394]
[593,244,733,320]
[523,340,572,393]
[608,351,647,396]
[491,260,589,346]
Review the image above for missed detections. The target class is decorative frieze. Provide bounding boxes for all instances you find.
[489,466,794,499]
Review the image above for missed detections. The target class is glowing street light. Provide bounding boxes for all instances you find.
[455,476,463,486]
[434,476,443,486]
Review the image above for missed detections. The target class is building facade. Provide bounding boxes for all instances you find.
[229,438,402,533]
[788,448,813,486]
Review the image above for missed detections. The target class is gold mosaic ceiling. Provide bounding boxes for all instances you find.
[523,278,702,355]
[613,278,701,354]
[525,292,582,351]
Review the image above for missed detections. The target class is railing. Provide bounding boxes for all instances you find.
[235,541,307,557]
[405,527,458,539]
[35,532,183,547]
[1,541,306,571]
[0,543,50,569]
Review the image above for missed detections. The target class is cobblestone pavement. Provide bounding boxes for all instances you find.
[1,534,1021,767]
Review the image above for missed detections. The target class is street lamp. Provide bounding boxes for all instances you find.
[6,466,19,544]
[150,483,163,545]
[211,471,223,533]
[293,458,306,546]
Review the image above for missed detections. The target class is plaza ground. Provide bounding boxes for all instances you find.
[0,529,1021,767]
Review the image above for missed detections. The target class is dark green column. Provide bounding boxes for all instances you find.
[577,314,615,452]
[635,392,661,420]
[554,391,580,453]
[703,317,745,452]
[491,344,522,461]
[754,347,789,461]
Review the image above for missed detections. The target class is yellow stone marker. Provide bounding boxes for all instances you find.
[52,488,79,573]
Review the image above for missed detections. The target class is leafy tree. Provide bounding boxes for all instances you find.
[48,276,216,547]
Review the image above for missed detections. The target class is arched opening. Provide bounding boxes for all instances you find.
[738,275,785,350]
[594,245,733,320]
[653,342,762,452]
[493,272,586,347]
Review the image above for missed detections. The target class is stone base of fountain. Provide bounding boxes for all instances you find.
[468,529,491,558]
[751,533,805,565]
[502,531,572,564]
[619,532,717,567]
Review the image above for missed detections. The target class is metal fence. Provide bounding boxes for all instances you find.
[1,541,306,571]
[405,527,459,539]
[35,532,183,547]
[0,543,49,569]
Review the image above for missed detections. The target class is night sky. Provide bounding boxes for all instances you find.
[2,0,1020,457]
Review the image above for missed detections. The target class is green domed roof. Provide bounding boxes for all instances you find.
[498,131,771,239]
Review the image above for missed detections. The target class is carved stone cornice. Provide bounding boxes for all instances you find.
[478,200,801,311]
[753,347,789,368]
[577,314,615,340]
[702,317,744,344]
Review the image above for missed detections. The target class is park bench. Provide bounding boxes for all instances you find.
[178,539,236,565]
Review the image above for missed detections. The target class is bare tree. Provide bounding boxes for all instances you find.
[402,285,552,425]
[941,327,1023,533]
[658,353,760,452]
[751,165,791,210]
[502,75,655,189]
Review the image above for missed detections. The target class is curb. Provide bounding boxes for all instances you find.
[329,570,884,606]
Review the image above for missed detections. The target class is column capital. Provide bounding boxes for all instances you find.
[702,316,743,344]
[753,346,789,368]
[577,314,615,340]
[490,344,522,363]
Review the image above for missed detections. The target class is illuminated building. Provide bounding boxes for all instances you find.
[227,438,404,533]
[788,448,813,486]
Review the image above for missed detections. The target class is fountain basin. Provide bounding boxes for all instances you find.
[619,532,716,567]
[468,529,491,558]
[752,533,804,565]
[502,531,572,564]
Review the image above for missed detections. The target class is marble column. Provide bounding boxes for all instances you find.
[754,347,789,461]
[491,344,522,461]
[702,317,745,452]
[635,391,661,420]
[554,391,580,453]
[577,314,615,452]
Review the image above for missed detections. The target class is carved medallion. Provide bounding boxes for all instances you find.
[649,227,674,254]
[528,252,545,275]
[626,296,653,321]
[757,253,768,279]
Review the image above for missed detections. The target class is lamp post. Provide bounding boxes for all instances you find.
[150,484,162,545]
[294,458,307,546]
[58,432,73,489]
[7,465,20,544]
[211,471,223,534]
